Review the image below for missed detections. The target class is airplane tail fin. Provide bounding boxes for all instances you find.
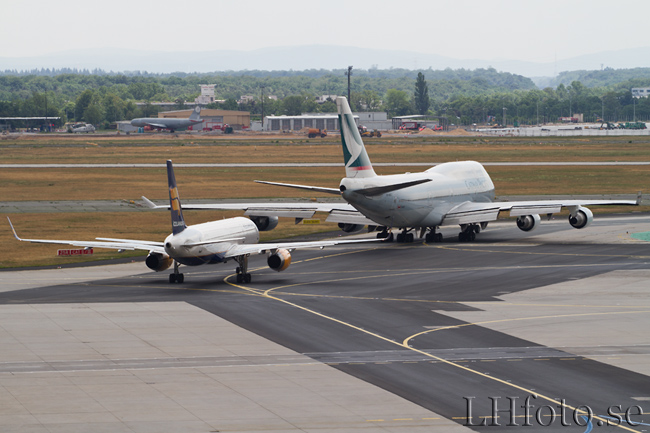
[337,96,376,178]
[189,105,201,121]
[166,160,187,235]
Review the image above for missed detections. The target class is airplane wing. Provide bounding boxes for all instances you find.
[143,122,169,129]
[254,180,341,195]
[8,217,166,254]
[441,197,639,226]
[141,197,378,226]
[223,237,382,257]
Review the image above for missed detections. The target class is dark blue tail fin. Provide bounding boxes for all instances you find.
[167,160,187,235]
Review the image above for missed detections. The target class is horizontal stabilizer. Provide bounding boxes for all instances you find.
[354,179,432,196]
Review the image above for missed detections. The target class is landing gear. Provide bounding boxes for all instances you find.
[396,229,414,243]
[425,227,443,243]
[458,224,480,242]
[234,255,252,284]
[169,261,184,283]
[376,229,394,242]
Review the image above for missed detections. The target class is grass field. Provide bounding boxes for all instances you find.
[2,134,649,268]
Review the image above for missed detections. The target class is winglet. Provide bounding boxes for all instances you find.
[7,217,21,241]
[141,196,159,209]
[167,160,187,235]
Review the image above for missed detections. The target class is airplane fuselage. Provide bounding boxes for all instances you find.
[164,217,259,266]
[340,161,495,228]
[130,118,201,131]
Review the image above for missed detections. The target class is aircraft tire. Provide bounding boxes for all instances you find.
[169,274,176,283]
[244,273,252,283]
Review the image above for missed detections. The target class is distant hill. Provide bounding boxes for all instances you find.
[2,45,650,80]
[533,67,650,89]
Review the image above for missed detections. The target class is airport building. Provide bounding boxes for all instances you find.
[263,114,346,132]
[262,112,390,132]
[632,88,650,98]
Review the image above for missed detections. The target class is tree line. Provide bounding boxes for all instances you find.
[1,68,650,129]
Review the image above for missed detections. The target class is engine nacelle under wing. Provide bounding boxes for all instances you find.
[569,206,593,229]
[250,216,279,231]
[267,248,292,272]
[145,252,173,272]
[516,214,541,232]
[338,223,365,233]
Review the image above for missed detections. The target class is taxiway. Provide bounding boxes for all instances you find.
[1,214,650,432]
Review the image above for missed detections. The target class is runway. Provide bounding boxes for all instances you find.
[1,214,650,432]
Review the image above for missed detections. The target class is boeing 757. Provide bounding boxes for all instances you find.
[152,96,639,243]
[8,160,378,284]
[131,106,202,132]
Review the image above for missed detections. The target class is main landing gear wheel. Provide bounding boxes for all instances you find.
[458,224,480,242]
[169,261,184,283]
[376,231,394,242]
[396,232,414,243]
[169,273,184,283]
[236,273,252,284]
[234,255,252,284]
[458,231,476,242]
[425,232,443,243]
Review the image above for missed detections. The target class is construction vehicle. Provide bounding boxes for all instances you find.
[358,125,382,138]
[307,128,327,138]
[599,122,618,130]
[619,122,647,130]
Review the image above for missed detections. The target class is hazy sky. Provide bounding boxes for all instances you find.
[2,0,648,63]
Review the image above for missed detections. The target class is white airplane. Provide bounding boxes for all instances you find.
[142,97,640,243]
[131,106,202,132]
[8,160,379,284]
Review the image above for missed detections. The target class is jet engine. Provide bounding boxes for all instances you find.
[250,216,279,231]
[516,214,541,232]
[569,206,593,229]
[267,248,292,272]
[338,223,365,233]
[145,252,173,272]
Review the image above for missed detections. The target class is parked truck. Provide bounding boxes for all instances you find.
[307,128,327,138]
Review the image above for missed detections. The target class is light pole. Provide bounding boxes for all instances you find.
[503,107,507,127]
[345,66,353,102]
[260,85,265,131]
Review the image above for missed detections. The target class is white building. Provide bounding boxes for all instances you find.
[263,114,357,132]
[632,88,650,98]
[195,84,217,104]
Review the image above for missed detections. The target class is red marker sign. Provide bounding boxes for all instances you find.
[57,249,93,256]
